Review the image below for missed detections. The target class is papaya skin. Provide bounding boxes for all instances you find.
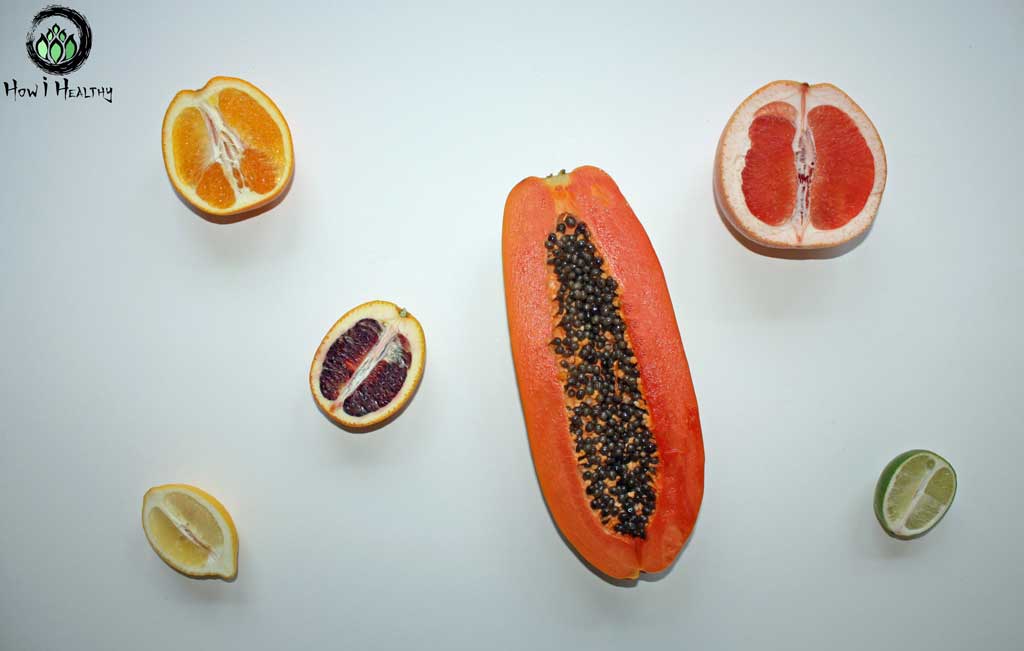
[502,165,704,579]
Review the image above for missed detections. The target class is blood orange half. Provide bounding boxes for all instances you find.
[714,81,886,249]
[310,301,425,429]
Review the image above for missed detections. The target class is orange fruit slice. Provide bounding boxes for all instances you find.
[161,76,294,216]
[142,484,239,580]
[714,81,886,249]
[310,301,426,429]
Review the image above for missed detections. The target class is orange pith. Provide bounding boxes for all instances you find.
[162,77,293,216]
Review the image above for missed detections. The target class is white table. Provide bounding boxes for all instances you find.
[1,1,1020,648]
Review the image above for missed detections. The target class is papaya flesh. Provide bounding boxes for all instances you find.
[502,165,704,579]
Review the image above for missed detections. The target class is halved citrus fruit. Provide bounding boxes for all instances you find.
[161,76,294,216]
[142,484,238,580]
[874,450,957,540]
[310,301,426,428]
[714,81,886,249]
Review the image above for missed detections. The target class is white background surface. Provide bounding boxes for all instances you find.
[1,1,1021,649]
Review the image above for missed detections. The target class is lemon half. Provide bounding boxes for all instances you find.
[142,484,238,580]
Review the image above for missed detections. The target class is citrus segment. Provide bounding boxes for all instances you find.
[319,318,381,400]
[196,163,235,209]
[741,115,797,226]
[217,88,286,164]
[883,454,931,523]
[904,493,942,530]
[806,105,874,230]
[925,466,956,501]
[755,101,797,122]
[161,77,293,216]
[171,107,210,186]
[239,149,279,194]
[342,337,413,418]
[905,466,956,530]
[142,484,238,579]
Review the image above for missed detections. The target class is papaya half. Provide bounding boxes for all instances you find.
[502,165,704,579]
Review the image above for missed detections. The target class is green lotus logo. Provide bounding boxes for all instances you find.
[24,6,92,75]
[35,23,78,65]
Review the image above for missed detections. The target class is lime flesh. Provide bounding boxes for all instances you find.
[874,450,956,540]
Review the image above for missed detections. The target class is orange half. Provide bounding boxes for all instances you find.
[161,76,294,216]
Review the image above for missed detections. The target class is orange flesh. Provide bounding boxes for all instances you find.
[218,89,283,154]
[218,88,285,192]
[172,107,210,187]
[741,101,874,230]
[170,87,285,207]
[196,164,234,210]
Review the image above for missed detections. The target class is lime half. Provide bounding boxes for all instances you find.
[874,450,956,540]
